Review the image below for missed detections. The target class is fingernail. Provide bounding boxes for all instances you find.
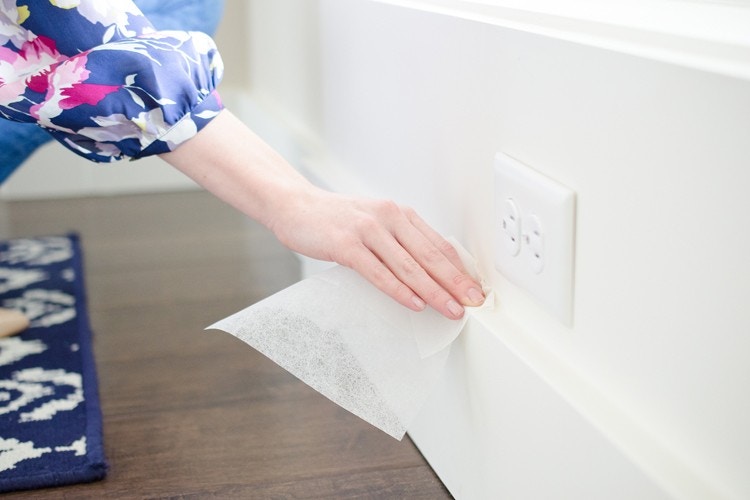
[412,296,426,310]
[447,299,464,318]
[467,287,484,305]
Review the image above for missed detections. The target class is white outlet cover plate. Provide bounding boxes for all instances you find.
[494,153,576,325]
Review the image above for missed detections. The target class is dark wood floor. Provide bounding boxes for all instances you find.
[0,190,451,499]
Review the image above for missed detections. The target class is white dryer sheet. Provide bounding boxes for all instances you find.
[207,241,492,439]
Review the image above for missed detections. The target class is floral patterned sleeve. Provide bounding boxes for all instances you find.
[0,0,224,162]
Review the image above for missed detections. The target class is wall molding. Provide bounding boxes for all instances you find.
[369,0,750,80]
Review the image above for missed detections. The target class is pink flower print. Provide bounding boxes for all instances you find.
[30,53,119,123]
[0,75,26,108]
[0,45,21,87]
[0,35,62,107]
[59,81,119,109]
[2,36,62,82]
[0,47,26,106]
[19,36,61,66]
[20,36,62,89]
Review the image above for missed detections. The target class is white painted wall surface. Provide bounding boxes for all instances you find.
[245,1,750,499]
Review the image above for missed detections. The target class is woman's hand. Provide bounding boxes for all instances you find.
[269,188,485,319]
[161,110,484,319]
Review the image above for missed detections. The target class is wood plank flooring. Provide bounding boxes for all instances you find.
[0,191,451,499]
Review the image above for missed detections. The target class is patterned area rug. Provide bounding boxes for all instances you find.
[0,235,107,493]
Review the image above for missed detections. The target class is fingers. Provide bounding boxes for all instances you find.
[397,208,485,307]
[321,196,485,320]
[402,208,467,271]
[351,202,485,320]
[363,230,469,319]
[343,242,430,314]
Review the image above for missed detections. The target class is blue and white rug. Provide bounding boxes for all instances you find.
[0,235,107,493]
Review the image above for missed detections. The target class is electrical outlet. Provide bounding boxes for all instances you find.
[494,153,576,325]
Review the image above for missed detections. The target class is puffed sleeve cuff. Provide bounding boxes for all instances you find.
[137,88,223,158]
[26,30,225,163]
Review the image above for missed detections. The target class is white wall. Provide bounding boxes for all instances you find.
[245,1,750,499]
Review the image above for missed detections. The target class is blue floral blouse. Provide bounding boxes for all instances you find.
[0,0,224,162]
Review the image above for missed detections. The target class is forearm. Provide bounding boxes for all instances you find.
[160,109,314,232]
[160,109,486,319]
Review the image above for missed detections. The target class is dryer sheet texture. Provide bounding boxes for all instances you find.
[207,241,492,439]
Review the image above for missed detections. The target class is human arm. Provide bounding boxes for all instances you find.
[160,109,485,319]
[1,0,484,318]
